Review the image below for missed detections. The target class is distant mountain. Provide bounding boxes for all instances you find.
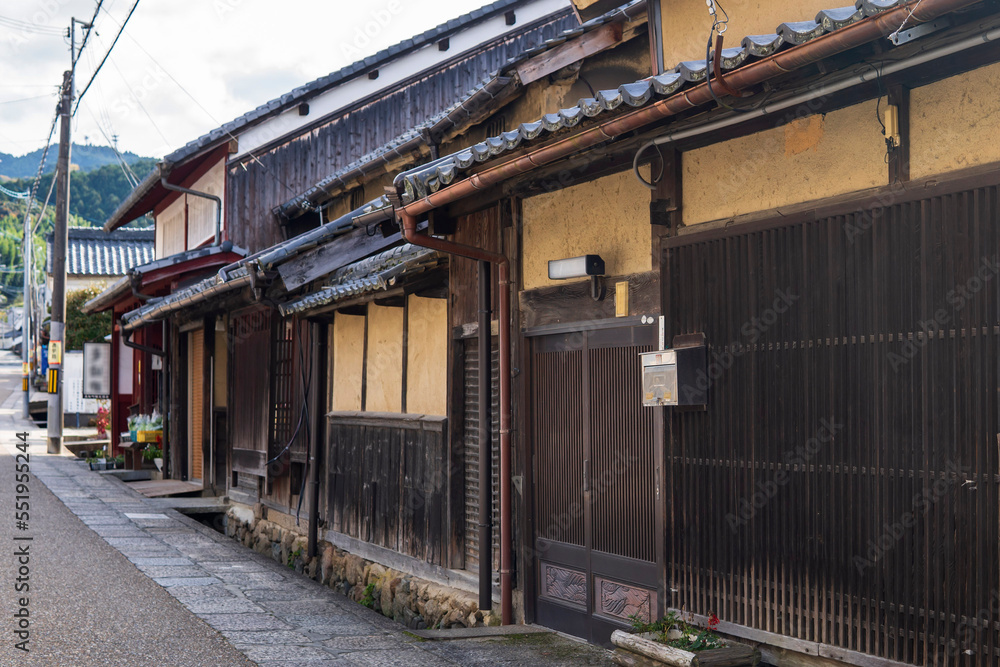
[0,143,153,180]
[1,159,157,226]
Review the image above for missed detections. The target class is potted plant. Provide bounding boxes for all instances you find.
[612,612,759,667]
[88,449,108,471]
[95,404,110,438]
[142,445,163,471]
[111,454,125,470]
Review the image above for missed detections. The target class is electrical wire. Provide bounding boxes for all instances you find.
[31,166,58,236]
[0,15,65,35]
[73,0,139,116]
[106,56,172,148]
[265,326,312,469]
[294,326,311,526]
[0,93,56,106]
[73,0,105,68]
[97,4,297,195]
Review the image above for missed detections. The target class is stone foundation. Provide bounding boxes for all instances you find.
[224,506,497,630]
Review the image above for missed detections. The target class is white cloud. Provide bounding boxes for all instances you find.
[1,0,496,158]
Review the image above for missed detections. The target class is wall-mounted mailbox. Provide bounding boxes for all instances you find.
[640,345,707,407]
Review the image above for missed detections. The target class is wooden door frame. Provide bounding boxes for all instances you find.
[525,323,665,642]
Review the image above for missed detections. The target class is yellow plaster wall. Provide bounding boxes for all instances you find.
[682,100,885,224]
[659,0,833,71]
[365,305,403,413]
[910,61,1000,179]
[521,169,651,290]
[442,37,650,155]
[330,313,365,411]
[405,295,447,416]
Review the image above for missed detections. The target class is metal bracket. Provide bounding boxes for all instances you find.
[890,17,951,45]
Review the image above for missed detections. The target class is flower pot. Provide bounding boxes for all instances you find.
[154,458,163,472]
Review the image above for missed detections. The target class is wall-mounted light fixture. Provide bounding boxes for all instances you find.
[548,254,605,301]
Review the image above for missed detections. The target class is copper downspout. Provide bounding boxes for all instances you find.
[392,0,974,629]
[396,211,514,626]
[395,0,975,211]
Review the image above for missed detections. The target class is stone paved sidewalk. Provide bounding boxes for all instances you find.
[24,445,614,666]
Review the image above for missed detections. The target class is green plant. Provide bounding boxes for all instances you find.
[66,287,112,351]
[286,548,302,568]
[142,446,162,462]
[629,612,724,652]
[359,582,376,609]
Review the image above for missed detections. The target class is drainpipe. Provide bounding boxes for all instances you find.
[161,175,221,246]
[477,260,493,612]
[122,327,165,357]
[396,210,513,626]
[307,321,325,559]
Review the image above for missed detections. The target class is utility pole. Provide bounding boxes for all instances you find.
[48,68,72,454]
[48,16,93,452]
[21,194,32,419]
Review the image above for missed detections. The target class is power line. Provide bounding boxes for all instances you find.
[0,14,64,36]
[98,4,296,194]
[73,1,105,68]
[0,92,56,105]
[104,50,171,147]
[73,0,140,116]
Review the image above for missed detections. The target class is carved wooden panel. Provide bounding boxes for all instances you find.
[595,577,656,623]
[541,562,586,607]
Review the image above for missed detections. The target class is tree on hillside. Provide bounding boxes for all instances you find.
[3,158,156,226]
[65,286,111,350]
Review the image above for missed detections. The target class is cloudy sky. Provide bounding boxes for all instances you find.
[0,0,499,160]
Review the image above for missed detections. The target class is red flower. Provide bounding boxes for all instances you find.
[708,614,720,630]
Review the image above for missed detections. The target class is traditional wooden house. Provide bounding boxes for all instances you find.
[86,0,1000,664]
[45,226,154,295]
[375,0,1000,664]
[85,0,584,614]
[81,140,242,484]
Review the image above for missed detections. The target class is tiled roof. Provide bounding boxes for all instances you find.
[160,0,559,168]
[276,75,518,219]
[120,266,252,332]
[395,0,917,203]
[46,227,154,277]
[278,245,445,316]
[278,1,647,218]
[81,243,246,314]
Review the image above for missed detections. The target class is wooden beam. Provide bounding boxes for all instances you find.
[516,21,624,85]
[276,221,427,292]
[400,297,408,414]
[519,271,660,330]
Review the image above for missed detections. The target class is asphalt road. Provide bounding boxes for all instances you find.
[0,350,255,666]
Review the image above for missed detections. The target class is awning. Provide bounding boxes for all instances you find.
[82,244,246,315]
[121,267,251,333]
[277,244,445,317]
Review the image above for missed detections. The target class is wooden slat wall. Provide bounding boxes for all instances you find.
[588,343,655,563]
[270,318,310,463]
[225,15,578,254]
[665,185,1000,666]
[462,338,501,573]
[189,328,204,481]
[229,308,273,475]
[325,413,450,567]
[451,206,501,328]
[532,344,585,548]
